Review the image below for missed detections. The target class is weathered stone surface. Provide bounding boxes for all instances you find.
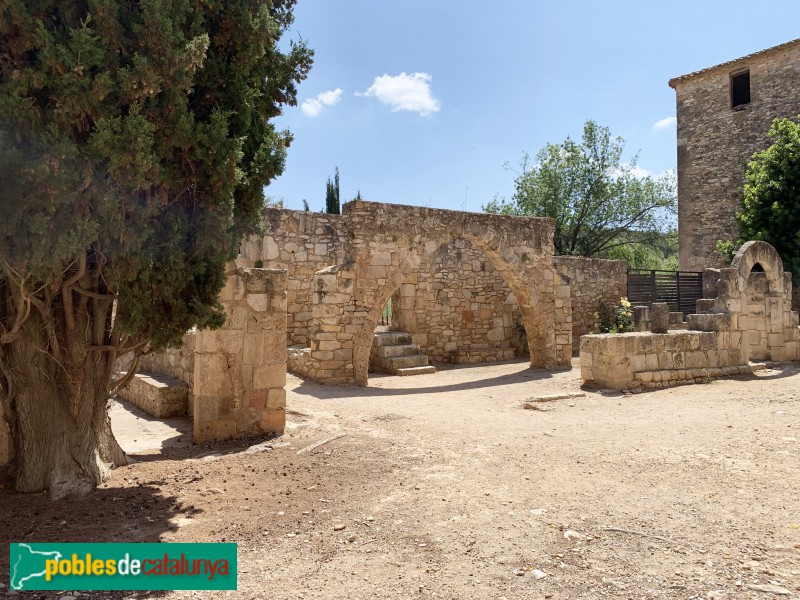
[260,201,572,386]
[650,303,670,334]
[190,267,288,444]
[117,372,188,418]
[554,257,627,353]
[670,39,800,271]
[581,241,799,390]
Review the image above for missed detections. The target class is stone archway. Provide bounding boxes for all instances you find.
[299,201,572,386]
[715,241,798,362]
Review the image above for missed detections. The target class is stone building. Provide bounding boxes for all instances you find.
[669,38,800,271]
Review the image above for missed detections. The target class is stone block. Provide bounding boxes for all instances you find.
[253,364,286,389]
[194,418,237,444]
[650,303,669,333]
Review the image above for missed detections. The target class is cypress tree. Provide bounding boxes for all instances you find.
[0,0,312,497]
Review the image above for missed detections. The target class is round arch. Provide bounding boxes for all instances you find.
[348,233,559,386]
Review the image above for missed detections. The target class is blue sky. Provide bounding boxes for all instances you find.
[267,1,800,213]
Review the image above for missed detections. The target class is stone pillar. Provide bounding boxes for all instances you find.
[193,266,287,444]
[650,303,669,334]
[633,305,650,332]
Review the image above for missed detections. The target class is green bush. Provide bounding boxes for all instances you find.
[598,297,634,333]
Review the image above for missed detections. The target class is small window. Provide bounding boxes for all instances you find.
[731,70,750,108]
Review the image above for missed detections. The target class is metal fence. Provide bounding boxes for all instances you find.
[627,269,704,314]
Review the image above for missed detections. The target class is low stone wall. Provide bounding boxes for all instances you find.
[554,256,628,354]
[243,209,345,346]
[581,330,748,389]
[581,241,799,390]
[118,372,189,418]
[138,332,196,416]
[193,267,288,443]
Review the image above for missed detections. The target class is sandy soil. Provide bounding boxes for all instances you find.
[1,358,799,599]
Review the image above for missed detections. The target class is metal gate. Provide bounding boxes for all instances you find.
[627,269,704,314]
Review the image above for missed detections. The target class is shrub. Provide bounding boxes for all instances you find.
[598,297,634,333]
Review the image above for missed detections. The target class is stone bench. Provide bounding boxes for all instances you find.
[116,371,189,418]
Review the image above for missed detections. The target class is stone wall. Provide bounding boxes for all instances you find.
[138,333,196,416]
[288,200,573,385]
[193,267,288,443]
[243,209,345,346]
[670,39,800,271]
[391,238,526,364]
[742,272,770,360]
[554,256,628,354]
[581,241,799,390]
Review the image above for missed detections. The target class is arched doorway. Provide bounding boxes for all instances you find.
[302,201,572,386]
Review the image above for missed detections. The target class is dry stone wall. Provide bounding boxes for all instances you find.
[554,257,628,354]
[670,40,800,271]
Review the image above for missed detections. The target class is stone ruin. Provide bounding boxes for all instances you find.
[245,200,629,386]
[5,203,793,469]
[581,241,800,390]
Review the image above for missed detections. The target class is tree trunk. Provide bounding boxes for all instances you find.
[3,297,126,499]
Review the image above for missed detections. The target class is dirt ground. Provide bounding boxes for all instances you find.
[1,358,799,599]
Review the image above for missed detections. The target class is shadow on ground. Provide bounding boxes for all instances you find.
[291,359,565,399]
[0,481,196,599]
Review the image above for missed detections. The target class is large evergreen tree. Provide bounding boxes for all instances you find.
[0,0,312,497]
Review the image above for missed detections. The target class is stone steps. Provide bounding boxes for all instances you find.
[374,343,423,358]
[373,332,413,346]
[370,332,436,376]
[396,366,437,376]
[116,371,189,418]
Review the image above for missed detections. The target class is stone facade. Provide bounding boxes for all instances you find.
[581,241,799,390]
[390,238,527,364]
[553,256,628,353]
[244,209,344,346]
[193,267,288,443]
[669,39,800,271]
[280,200,573,385]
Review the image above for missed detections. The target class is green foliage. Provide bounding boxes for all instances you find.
[604,230,679,270]
[302,199,310,211]
[736,116,800,282]
[598,297,634,334]
[715,239,739,266]
[485,120,676,257]
[325,166,341,214]
[0,0,313,348]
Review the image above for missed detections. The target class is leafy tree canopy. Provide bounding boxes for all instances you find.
[736,116,800,281]
[485,120,677,258]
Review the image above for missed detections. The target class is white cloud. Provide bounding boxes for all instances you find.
[301,88,343,117]
[652,116,677,131]
[359,72,441,116]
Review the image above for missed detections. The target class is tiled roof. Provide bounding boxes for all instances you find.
[668,38,800,88]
